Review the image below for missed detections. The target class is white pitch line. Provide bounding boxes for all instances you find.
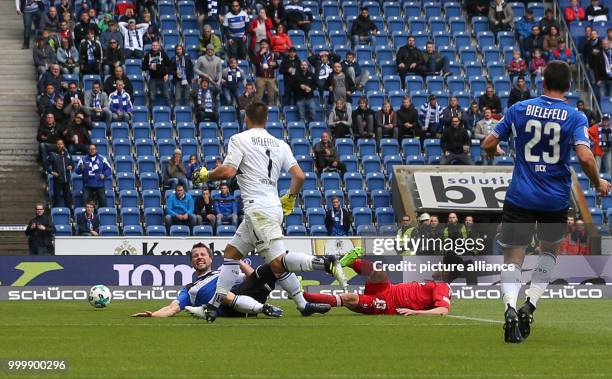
[447,315,503,324]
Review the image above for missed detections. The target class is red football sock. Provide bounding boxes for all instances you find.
[351,259,373,276]
[304,292,340,306]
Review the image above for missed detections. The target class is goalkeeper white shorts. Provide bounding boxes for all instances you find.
[230,207,286,262]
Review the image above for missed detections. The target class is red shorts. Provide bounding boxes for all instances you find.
[354,278,395,315]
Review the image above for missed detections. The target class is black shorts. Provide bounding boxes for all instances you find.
[221,264,277,317]
[498,202,568,248]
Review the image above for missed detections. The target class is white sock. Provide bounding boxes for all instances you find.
[278,272,308,310]
[282,253,315,272]
[501,263,522,310]
[527,252,557,308]
[211,258,241,307]
[231,295,264,314]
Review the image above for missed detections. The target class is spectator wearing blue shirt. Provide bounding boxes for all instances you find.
[165,184,197,231]
[213,183,238,226]
[223,1,249,60]
[325,197,351,236]
[109,79,133,121]
[75,144,112,208]
[515,9,538,54]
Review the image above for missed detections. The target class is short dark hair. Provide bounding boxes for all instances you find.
[245,101,268,126]
[191,242,213,258]
[175,184,185,190]
[543,61,571,93]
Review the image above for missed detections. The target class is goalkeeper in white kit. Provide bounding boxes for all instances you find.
[189,101,354,322]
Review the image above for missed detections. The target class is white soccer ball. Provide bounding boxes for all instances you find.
[88,285,112,308]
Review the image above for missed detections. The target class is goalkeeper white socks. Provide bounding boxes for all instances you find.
[527,252,557,308]
[231,295,264,314]
[278,272,308,311]
[211,258,242,307]
[282,253,315,272]
[501,263,522,310]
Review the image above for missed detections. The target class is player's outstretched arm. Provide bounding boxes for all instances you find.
[481,134,505,158]
[576,144,612,196]
[131,300,181,318]
[396,307,449,316]
[208,164,237,181]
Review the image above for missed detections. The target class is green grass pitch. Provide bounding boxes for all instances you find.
[1,300,611,378]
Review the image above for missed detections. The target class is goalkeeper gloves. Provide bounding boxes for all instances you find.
[192,166,209,184]
[280,192,297,216]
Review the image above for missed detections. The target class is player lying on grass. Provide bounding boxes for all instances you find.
[131,243,283,318]
[303,248,464,316]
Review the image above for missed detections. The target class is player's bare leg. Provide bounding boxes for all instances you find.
[501,247,526,343]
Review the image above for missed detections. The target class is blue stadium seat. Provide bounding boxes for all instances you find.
[583,190,596,208]
[335,138,354,156]
[153,122,173,139]
[372,189,391,208]
[110,122,129,139]
[424,1,442,17]
[135,138,155,158]
[219,106,237,123]
[471,16,489,34]
[132,122,150,139]
[444,2,462,17]
[51,207,71,225]
[402,139,421,156]
[494,156,514,166]
[170,224,191,236]
[177,122,196,140]
[433,32,452,48]
[459,46,478,63]
[493,77,511,93]
[117,172,136,191]
[285,207,303,227]
[384,155,403,175]
[286,225,307,236]
[92,138,109,157]
[287,122,307,140]
[121,207,140,226]
[406,155,426,165]
[403,2,421,18]
[202,138,221,156]
[199,122,218,139]
[140,172,160,191]
[306,207,326,227]
[144,207,163,226]
[321,171,341,192]
[362,155,381,174]
[180,14,198,31]
[137,155,156,174]
[376,207,395,225]
[347,189,368,208]
[146,225,166,236]
[366,172,386,190]
[590,208,604,225]
[344,172,364,191]
[353,207,373,228]
[424,139,442,157]
[405,75,424,92]
[157,139,176,158]
[217,225,237,236]
[470,76,487,95]
[54,224,72,236]
[357,139,377,157]
[527,2,544,18]
[356,224,376,236]
[119,190,139,208]
[379,224,398,236]
[98,207,117,226]
[380,138,399,157]
[123,225,144,236]
[296,155,314,172]
[100,225,120,236]
[303,190,323,209]
[193,225,213,236]
[115,155,134,174]
[341,155,359,173]
[310,225,328,236]
[429,16,446,33]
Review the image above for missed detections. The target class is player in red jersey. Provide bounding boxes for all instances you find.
[304,249,464,316]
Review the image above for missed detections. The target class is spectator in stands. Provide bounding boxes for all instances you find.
[79,29,103,75]
[440,116,472,165]
[214,183,238,226]
[285,0,313,33]
[350,6,378,48]
[577,100,599,126]
[478,85,502,115]
[104,66,133,97]
[198,24,223,57]
[33,36,57,76]
[551,39,576,69]
[74,13,98,46]
[75,144,112,208]
[488,0,513,40]
[589,114,612,175]
[465,101,482,133]
[117,6,136,23]
[37,113,60,160]
[327,62,355,105]
[41,6,60,32]
[164,149,190,190]
[193,77,219,124]
[38,64,64,95]
[428,214,443,241]
[395,215,415,255]
[62,111,92,155]
[142,41,171,106]
[37,83,59,114]
[543,25,562,55]
[102,38,124,77]
[280,47,300,105]
[293,59,317,124]
[266,0,286,28]
[591,38,612,101]
[396,35,426,88]
[109,80,133,121]
[64,93,86,122]
[46,139,73,208]
[308,50,339,102]
[466,0,488,19]
[270,24,292,55]
[77,201,100,236]
[327,98,353,139]
[194,44,223,88]
[522,25,544,62]
[165,184,197,231]
[396,95,420,141]
[64,81,84,105]
[325,196,351,236]
[423,41,450,77]
[506,49,527,83]
[25,204,54,255]
[17,0,43,49]
[474,108,498,164]
[539,9,559,37]
[118,19,148,59]
[375,101,398,140]
[586,0,609,23]
[100,20,123,50]
[442,96,466,129]
[57,38,79,75]
[238,82,257,118]
[186,154,202,187]
[223,0,249,60]
[58,20,72,43]
[418,94,444,139]
[352,97,376,139]
[560,219,590,255]
[195,188,217,228]
[41,27,60,52]
[221,57,246,107]
[515,9,537,51]
[142,21,160,47]
[171,44,195,107]
[442,213,468,249]
[247,8,273,56]
[508,76,532,107]
[253,39,278,105]
[341,51,368,92]
[49,98,68,129]
[314,131,346,174]
[529,49,547,80]
[565,0,586,23]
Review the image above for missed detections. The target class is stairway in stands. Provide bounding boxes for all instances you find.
[0,3,47,254]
